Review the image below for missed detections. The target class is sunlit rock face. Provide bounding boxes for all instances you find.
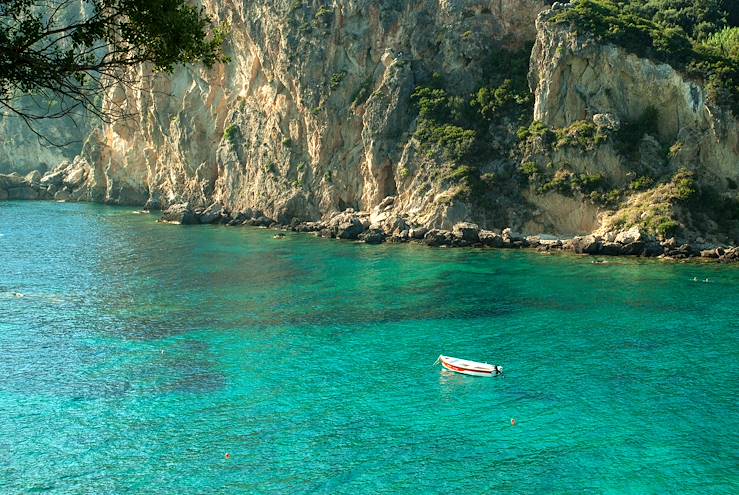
[45,1,737,243]
[68,0,547,224]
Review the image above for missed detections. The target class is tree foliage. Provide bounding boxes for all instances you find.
[0,0,228,139]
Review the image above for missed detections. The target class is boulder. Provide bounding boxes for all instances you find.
[359,228,386,244]
[642,242,664,257]
[502,227,524,242]
[525,236,541,248]
[600,241,623,256]
[571,235,601,254]
[592,113,620,130]
[700,248,720,259]
[409,227,428,240]
[452,222,480,243]
[198,203,224,224]
[377,196,395,209]
[7,187,38,200]
[424,229,453,247]
[620,241,645,255]
[479,230,503,247]
[160,203,199,225]
[336,218,366,240]
[25,170,41,183]
[615,226,643,245]
[54,189,72,201]
[63,166,86,189]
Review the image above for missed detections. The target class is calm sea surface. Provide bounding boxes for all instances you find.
[1,201,737,494]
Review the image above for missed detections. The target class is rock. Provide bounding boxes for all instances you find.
[502,228,524,242]
[600,241,623,256]
[479,230,503,248]
[620,241,645,255]
[409,227,428,240]
[7,187,38,200]
[359,228,386,244]
[54,189,72,201]
[615,226,643,245]
[160,203,199,225]
[144,197,161,211]
[571,235,601,254]
[336,218,366,240]
[642,242,664,257]
[526,236,541,248]
[62,166,86,189]
[539,239,562,249]
[0,189,7,200]
[198,203,224,224]
[592,113,620,130]
[452,222,480,243]
[700,249,719,259]
[378,196,395,209]
[319,228,335,239]
[25,170,41,183]
[244,216,273,227]
[424,229,453,247]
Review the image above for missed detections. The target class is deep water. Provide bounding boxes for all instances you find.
[1,201,737,494]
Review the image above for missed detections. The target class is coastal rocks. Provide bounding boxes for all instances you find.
[571,235,601,254]
[452,223,480,243]
[358,228,386,245]
[480,230,504,247]
[424,229,454,247]
[160,203,199,225]
[196,203,225,224]
[0,172,50,200]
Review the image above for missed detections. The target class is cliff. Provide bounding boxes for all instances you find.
[12,0,739,246]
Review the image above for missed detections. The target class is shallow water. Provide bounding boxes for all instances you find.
[1,201,737,494]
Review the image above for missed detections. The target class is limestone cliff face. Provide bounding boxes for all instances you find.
[63,0,546,224]
[523,5,738,243]
[51,1,737,243]
[530,6,738,192]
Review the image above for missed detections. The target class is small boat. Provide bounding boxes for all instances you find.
[435,355,502,377]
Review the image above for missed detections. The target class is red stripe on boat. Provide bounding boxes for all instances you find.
[442,361,492,374]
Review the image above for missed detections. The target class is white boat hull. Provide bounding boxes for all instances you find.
[437,355,501,377]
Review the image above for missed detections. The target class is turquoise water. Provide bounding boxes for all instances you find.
[1,201,737,494]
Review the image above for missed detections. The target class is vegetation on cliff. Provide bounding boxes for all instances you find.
[551,0,739,114]
[0,0,228,135]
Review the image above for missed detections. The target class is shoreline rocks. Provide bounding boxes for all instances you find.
[3,188,737,263]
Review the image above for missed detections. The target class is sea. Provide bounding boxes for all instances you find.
[1,200,737,493]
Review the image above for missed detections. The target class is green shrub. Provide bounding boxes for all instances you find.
[517,120,555,143]
[552,0,739,115]
[416,122,478,162]
[671,168,696,200]
[518,161,539,177]
[398,165,410,179]
[572,172,605,192]
[654,218,680,237]
[223,124,238,143]
[555,120,608,149]
[630,176,655,190]
[330,71,346,90]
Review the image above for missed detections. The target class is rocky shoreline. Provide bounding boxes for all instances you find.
[156,197,739,264]
[2,171,736,263]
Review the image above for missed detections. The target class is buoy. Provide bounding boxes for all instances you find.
[225,453,231,460]
[511,418,517,426]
